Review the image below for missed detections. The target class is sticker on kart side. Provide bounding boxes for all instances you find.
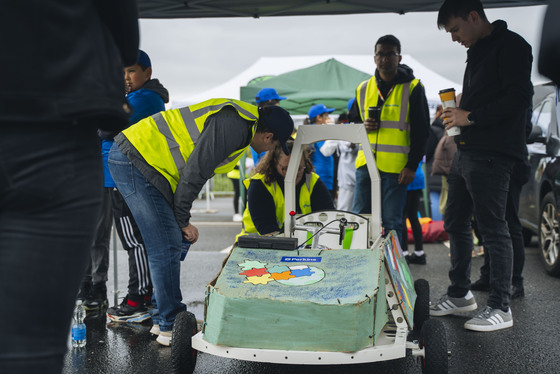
[383,230,416,328]
[281,256,322,262]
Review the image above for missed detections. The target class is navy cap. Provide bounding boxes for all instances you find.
[256,88,287,104]
[347,98,356,111]
[137,50,151,68]
[258,106,294,155]
[308,104,335,120]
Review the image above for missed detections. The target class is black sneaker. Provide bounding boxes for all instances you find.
[84,283,108,311]
[511,284,525,299]
[107,297,151,323]
[407,253,426,265]
[470,278,490,292]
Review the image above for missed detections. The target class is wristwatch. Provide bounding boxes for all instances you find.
[467,112,475,126]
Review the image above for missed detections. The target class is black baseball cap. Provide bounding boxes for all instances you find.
[258,106,294,155]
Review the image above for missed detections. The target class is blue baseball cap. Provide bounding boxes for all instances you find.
[308,104,335,120]
[256,88,287,104]
[137,50,151,68]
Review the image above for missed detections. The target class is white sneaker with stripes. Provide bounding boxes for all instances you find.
[429,291,478,316]
[464,306,513,332]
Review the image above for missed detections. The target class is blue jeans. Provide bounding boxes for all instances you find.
[1,121,103,373]
[108,144,186,332]
[352,166,407,240]
[429,191,442,221]
[445,150,514,311]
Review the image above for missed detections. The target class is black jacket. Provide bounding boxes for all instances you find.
[458,20,533,160]
[0,0,139,129]
[539,2,560,86]
[426,117,445,192]
[348,64,430,171]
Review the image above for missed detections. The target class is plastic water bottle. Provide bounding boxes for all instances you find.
[71,300,86,348]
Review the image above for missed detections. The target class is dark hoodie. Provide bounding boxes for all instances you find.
[539,2,560,86]
[458,20,533,160]
[348,64,430,171]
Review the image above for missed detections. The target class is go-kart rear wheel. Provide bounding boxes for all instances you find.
[420,318,448,374]
[413,279,430,332]
[171,311,198,374]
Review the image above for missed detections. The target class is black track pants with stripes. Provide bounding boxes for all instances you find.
[111,188,153,302]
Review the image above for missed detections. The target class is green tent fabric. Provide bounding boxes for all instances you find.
[239,58,371,115]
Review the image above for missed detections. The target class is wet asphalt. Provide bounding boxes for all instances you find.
[62,196,560,374]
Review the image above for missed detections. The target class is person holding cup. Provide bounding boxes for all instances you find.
[348,34,430,245]
[430,0,533,333]
[439,88,461,137]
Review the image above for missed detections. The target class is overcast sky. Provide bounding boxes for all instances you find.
[138,5,548,102]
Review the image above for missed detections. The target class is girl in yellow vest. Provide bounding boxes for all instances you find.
[239,138,334,237]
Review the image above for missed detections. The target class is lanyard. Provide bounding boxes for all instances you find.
[377,84,394,104]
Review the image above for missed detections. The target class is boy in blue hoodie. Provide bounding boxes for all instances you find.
[105,50,170,322]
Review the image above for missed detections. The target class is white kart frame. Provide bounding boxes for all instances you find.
[192,124,426,364]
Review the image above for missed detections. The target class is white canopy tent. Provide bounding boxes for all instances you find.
[171,54,461,110]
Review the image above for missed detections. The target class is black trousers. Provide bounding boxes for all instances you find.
[83,187,112,287]
[477,160,531,287]
[0,121,104,373]
[402,189,423,253]
[445,150,515,311]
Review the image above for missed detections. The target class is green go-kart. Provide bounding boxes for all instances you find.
[171,124,448,374]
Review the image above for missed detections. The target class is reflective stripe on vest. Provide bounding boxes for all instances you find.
[237,172,319,238]
[355,78,420,173]
[122,99,258,192]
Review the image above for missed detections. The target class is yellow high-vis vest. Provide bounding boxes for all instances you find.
[122,99,258,192]
[355,78,420,173]
[237,172,319,239]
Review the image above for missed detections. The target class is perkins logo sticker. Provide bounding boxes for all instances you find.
[281,256,322,262]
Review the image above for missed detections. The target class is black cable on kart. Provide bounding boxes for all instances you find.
[295,219,344,250]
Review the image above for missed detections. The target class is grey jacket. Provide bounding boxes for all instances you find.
[115,106,254,227]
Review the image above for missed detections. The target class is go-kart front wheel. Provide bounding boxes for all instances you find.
[413,278,430,332]
[420,318,448,374]
[171,311,198,374]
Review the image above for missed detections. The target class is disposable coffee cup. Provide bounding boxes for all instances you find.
[438,88,460,136]
[446,124,461,136]
[438,88,456,108]
[368,106,382,123]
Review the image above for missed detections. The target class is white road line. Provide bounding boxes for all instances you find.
[220,245,233,253]
[191,221,241,226]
